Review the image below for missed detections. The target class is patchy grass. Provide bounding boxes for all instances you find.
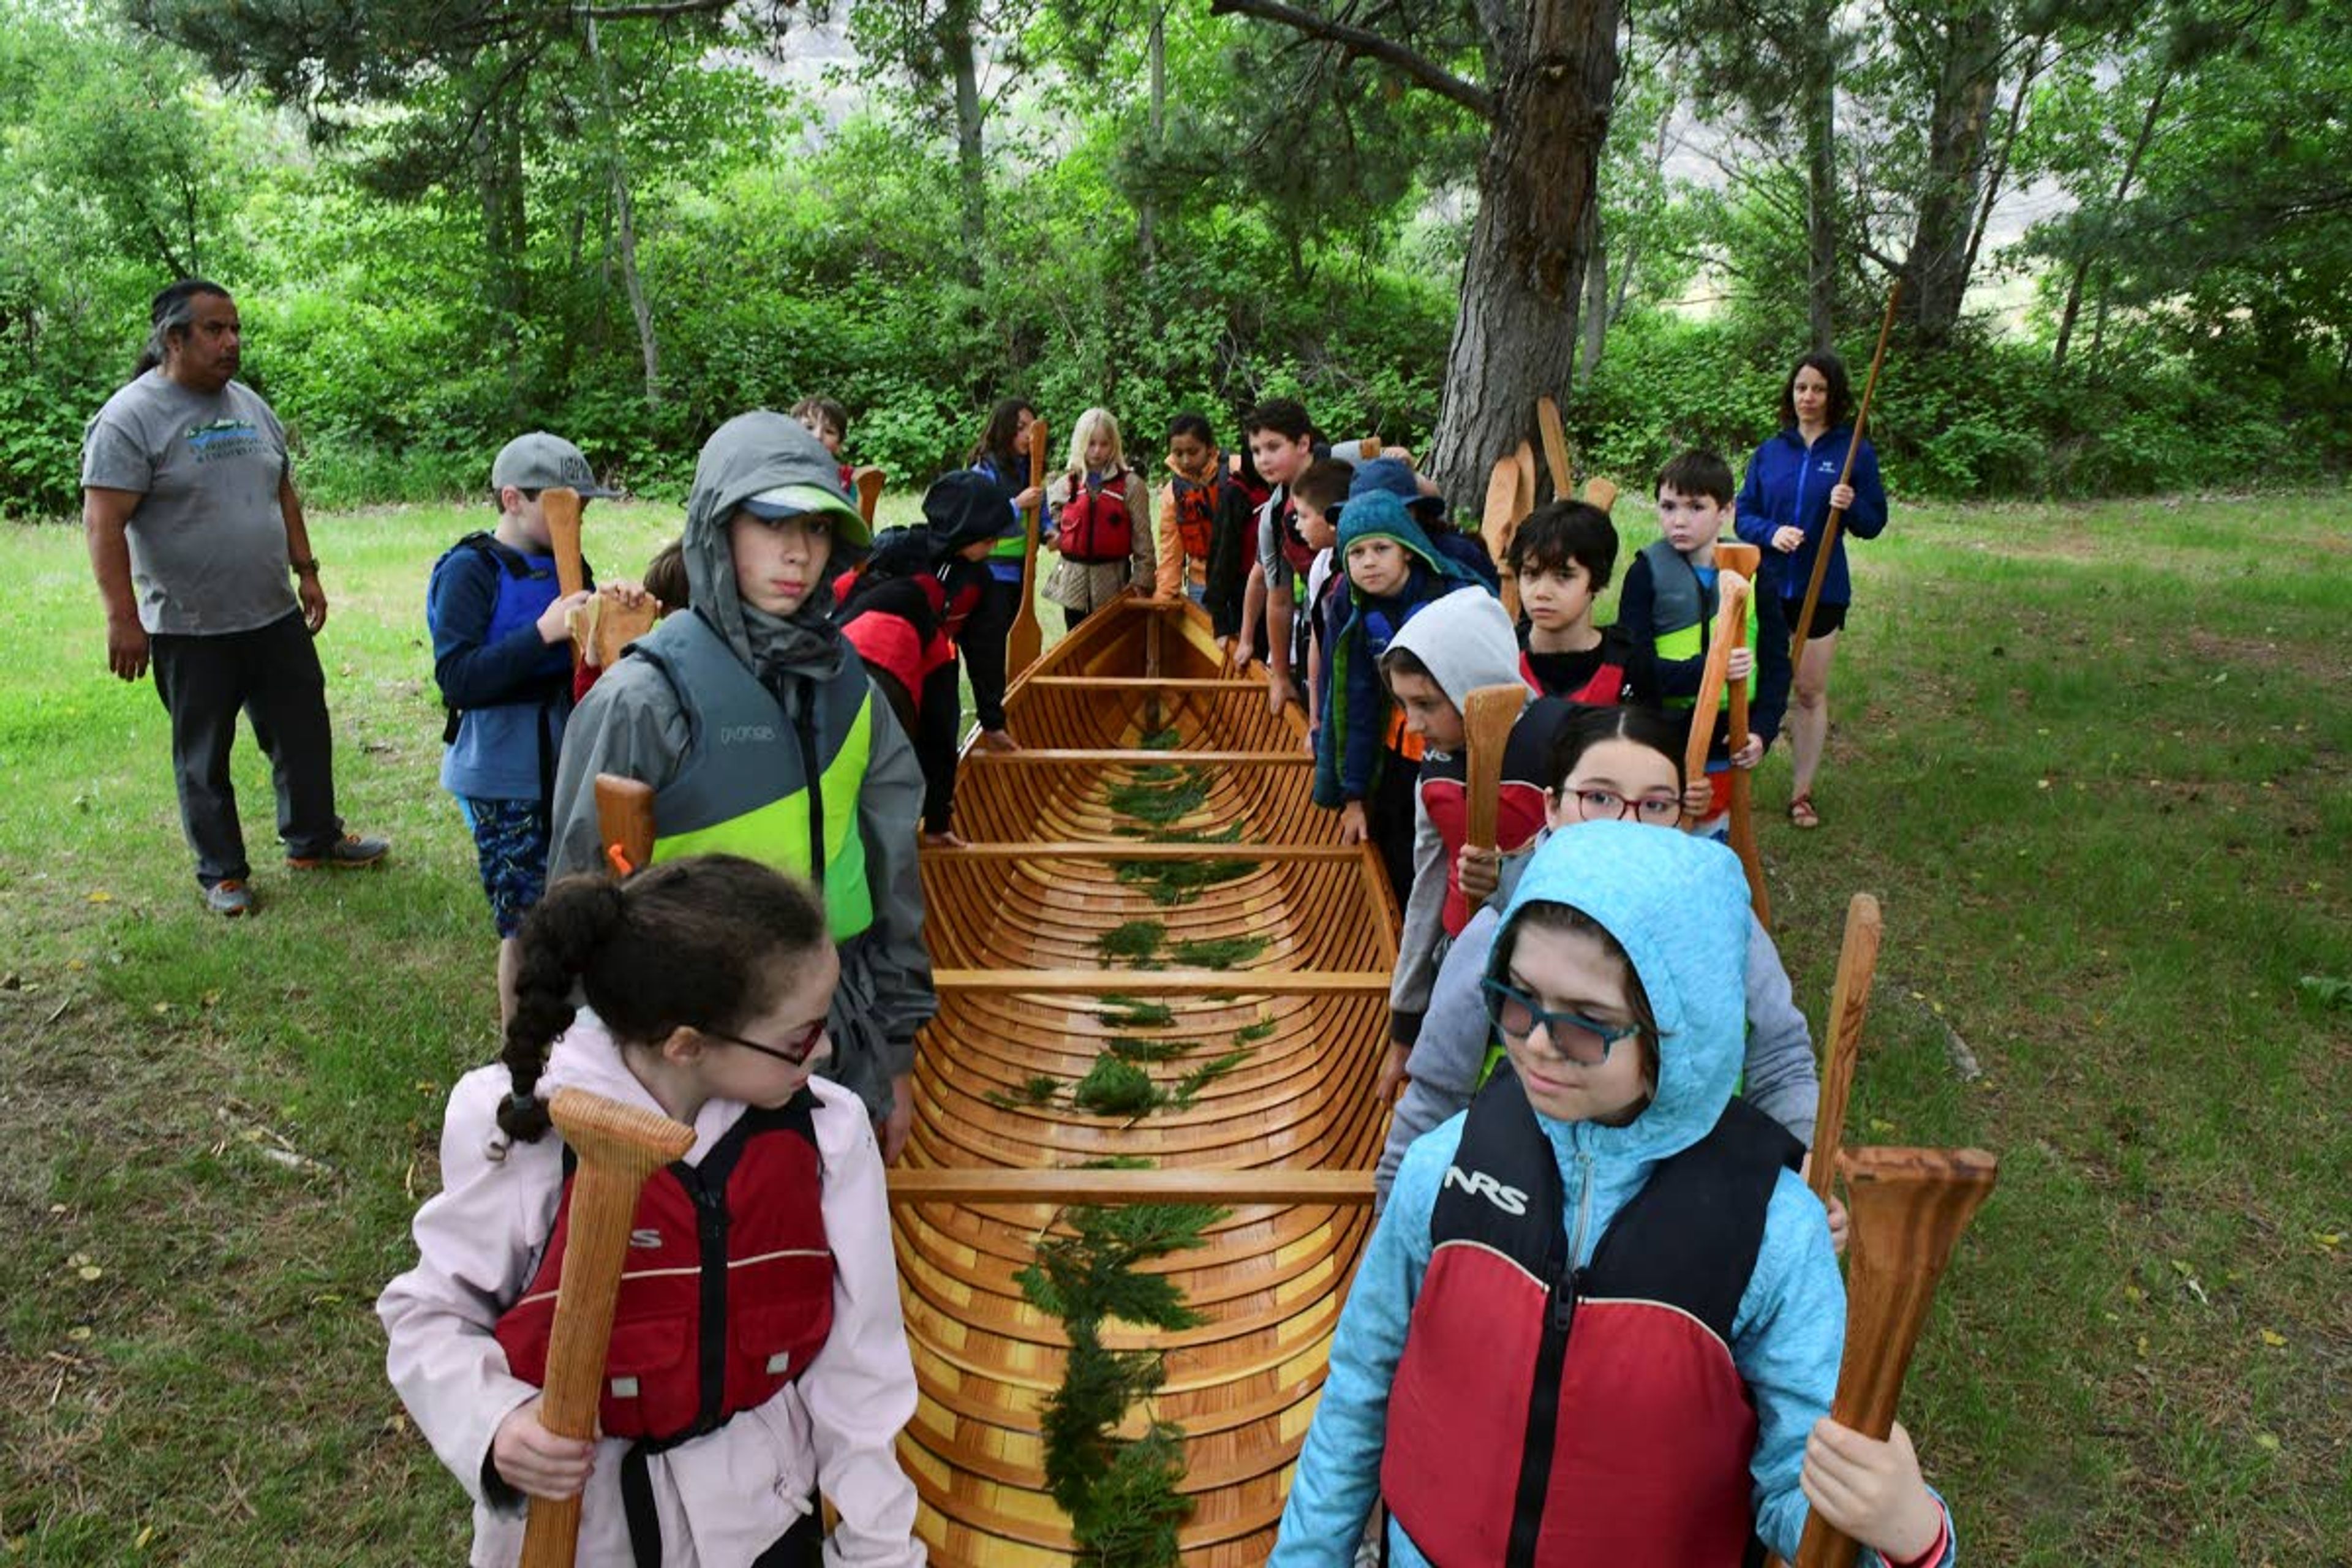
[0,489,2348,1564]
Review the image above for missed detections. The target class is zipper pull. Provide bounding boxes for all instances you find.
[1550,1269,1579,1333]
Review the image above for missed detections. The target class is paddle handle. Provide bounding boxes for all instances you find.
[594,774,656,877]
[1678,568,1750,824]
[1714,542,1770,925]
[1808,892,1882,1207]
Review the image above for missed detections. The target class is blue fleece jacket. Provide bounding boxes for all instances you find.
[1272,823,1955,1568]
[1314,491,1483,809]
[1735,425,1888,605]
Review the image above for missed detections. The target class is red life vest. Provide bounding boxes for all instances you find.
[1415,694,1568,938]
[493,1095,834,1444]
[1519,649,1627,706]
[1057,471,1134,563]
[1381,1072,1801,1567]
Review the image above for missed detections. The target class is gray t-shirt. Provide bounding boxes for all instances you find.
[81,371,298,636]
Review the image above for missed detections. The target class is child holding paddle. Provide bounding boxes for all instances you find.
[379,854,925,1567]
[1616,450,1790,840]
[1275,824,1951,1568]
[427,432,616,1025]
[545,412,935,1164]
[1377,703,1821,1223]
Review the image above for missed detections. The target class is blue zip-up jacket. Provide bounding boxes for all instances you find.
[1315,491,1483,809]
[1271,823,1955,1568]
[1735,425,1888,606]
[428,537,591,802]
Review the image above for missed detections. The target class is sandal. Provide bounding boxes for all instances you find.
[1787,793,1820,831]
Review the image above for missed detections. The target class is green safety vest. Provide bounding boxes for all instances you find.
[1641,540,1757,712]
[628,609,875,940]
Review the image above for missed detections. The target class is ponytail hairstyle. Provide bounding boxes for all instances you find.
[497,854,832,1141]
[1540,702,1687,800]
[134,278,231,378]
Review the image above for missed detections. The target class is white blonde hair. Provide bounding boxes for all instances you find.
[1065,407,1126,474]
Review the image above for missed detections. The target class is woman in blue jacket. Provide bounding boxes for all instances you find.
[1734,352,1888,830]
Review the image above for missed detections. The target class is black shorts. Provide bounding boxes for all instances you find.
[1784,597,1848,638]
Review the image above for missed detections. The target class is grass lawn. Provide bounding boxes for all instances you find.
[2,488,2348,1564]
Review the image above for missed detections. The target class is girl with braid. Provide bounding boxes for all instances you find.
[379,855,924,1567]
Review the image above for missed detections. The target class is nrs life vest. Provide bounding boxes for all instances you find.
[492,1092,834,1443]
[1640,540,1756,711]
[1415,694,1564,938]
[1057,470,1135,564]
[625,609,876,939]
[1381,1069,1802,1567]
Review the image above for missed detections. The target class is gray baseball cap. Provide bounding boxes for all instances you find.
[491,431,618,499]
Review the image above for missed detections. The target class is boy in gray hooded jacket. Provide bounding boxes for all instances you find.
[547,412,935,1160]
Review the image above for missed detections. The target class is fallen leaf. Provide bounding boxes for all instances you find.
[67,1325,92,1343]
[2315,1233,2341,1250]
[2259,1329,2286,1348]
[2255,1432,2281,1452]
[77,1265,102,1282]
[134,1526,153,1549]
[86,891,113,903]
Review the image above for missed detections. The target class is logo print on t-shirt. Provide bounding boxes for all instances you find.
[184,417,269,465]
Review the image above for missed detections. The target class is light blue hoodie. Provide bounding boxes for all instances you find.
[1272,822,1954,1567]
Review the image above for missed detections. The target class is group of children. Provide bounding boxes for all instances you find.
[393,369,1955,1566]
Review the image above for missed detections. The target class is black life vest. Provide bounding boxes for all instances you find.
[492,1092,835,1444]
[1057,470,1134,563]
[1381,1069,1801,1567]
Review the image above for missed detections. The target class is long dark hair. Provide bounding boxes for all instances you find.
[133,278,230,378]
[497,855,831,1141]
[969,398,1035,470]
[1777,351,1853,430]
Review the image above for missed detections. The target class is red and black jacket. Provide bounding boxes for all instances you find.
[494,1093,834,1446]
[1381,1069,1801,1567]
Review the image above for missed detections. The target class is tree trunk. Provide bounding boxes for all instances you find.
[944,0,987,287]
[1959,37,2046,296]
[475,72,530,393]
[585,13,661,409]
[1140,3,1165,270]
[1575,214,1608,386]
[1901,2,2003,347]
[2055,69,2168,372]
[1800,6,1838,352]
[1424,0,1622,498]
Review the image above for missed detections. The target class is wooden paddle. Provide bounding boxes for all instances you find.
[1483,456,1526,621]
[1790,1145,1996,1568]
[568,591,660,674]
[1678,566,1751,826]
[1790,282,1900,663]
[851,465,885,529]
[594,774,657,878]
[1806,892,1882,1210]
[1462,684,1529,856]
[1581,477,1619,514]
[542,486,587,673]
[1005,418,1049,678]
[518,1088,695,1568]
[1714,540,1771,925]
[1536,395,1573,500]
[1512,439,1537,520]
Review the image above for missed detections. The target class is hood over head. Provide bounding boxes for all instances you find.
[1344,456,1443,523]
[1384,584,1522,710]
[1334,490,1476,594]
[920,469,1015,556]
[684,410,867,677]
[1489,820,1754,1162]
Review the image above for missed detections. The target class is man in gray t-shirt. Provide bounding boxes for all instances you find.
[81,281,385,916]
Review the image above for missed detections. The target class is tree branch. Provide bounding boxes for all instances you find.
[1208,0,1493,118]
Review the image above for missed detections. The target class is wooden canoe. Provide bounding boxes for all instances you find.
[892,593,1397,1564]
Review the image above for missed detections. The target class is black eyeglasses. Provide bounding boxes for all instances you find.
[701,1018,827,1067]
[1480,978,1642,1066]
